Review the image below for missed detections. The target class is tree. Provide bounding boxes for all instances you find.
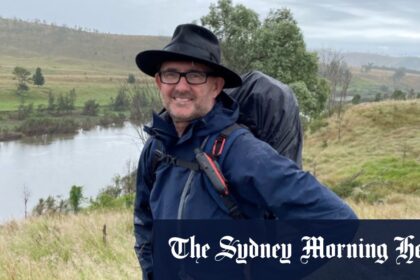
[12,66,31,92]
[361,62,374,73]
[33,198,45,216]
[47,91,56,112]
[111,85,131,111]
[69,185,83,213]
[32,67,45,87]
[201,0,326,118]
[391,89,406,100]
[201,0,260,74]
[408,88,416,99]
[318,50,352,117]
[392,67,406,84]
[289,81,317,118]
[57,89,76,114]
[45,196,57,214]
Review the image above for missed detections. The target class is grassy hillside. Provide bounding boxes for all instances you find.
[0,17,169,69]
[0,54,156,112]
[0,17,167,112]
[0,209,141,280]
[349,67,420,98]
[303,99,420,207]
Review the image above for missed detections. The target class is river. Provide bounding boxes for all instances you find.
[0,122,143,224]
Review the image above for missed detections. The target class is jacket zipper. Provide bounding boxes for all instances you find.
[176,136,209,219]
[177,170,196,219]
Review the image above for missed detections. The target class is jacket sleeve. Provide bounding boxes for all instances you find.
[222,132,357,219]
[134,138,155,280]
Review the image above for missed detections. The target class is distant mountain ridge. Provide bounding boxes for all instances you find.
[0,17,169,69]
[340,52,420,71]
[2,17,420,72]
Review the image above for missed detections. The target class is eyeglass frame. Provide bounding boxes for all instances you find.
[158,70,217,85]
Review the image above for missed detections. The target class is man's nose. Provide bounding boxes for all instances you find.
[175,76,191,91]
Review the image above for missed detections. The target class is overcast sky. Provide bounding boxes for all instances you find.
[1,0,420,56]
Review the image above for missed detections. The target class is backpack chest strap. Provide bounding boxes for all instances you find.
[154,150,200,171]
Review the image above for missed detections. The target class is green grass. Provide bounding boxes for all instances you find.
[0,54,155,112]
[348,67,420,98]
[303,99,420,203]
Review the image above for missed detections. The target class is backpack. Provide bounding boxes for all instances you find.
[225,70,303,167]
[151,70,303,219]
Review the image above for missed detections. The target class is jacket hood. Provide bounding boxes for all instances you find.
[144,91,239,147]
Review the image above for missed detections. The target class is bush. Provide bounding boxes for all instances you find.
[17,102,34,120]
[17,82,29,91]
[82,99,100,116]
[391,90,406,100]
[351,94,361,104]
[308,117,328,134]
[56,89,77,114]
[99,112,126,127]
[18,117,79,136]
[332,180,359,198]
[127,73,136,84]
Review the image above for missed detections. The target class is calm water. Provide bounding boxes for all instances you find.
[0,122,143,223]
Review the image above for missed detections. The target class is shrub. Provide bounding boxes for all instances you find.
[82,99,100,116]
[99,112,126,126]
[17,102,34,120]
[127,73,136,84]
[351,94,361,104]
[18,117,79,136]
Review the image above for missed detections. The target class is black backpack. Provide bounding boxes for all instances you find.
[226,70,302,167]
[151,71,303,218]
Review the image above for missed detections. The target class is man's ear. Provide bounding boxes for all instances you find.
[212,77,225,97]
[155,73,161,89]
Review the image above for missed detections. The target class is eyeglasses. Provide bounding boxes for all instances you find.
[158,70,215,85]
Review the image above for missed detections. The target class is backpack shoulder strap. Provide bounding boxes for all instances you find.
[211,123,244,159]
[148,125,249,219]
[203,123,250,219]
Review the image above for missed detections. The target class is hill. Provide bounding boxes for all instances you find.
[0,17,169,69]
[303,99,420,214]
[348,67,420,99]
[0,17,169,112]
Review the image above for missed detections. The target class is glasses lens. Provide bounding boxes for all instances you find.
[186,72,206,84]
[160,71,180,84]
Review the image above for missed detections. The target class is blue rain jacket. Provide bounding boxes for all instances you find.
[134,92,357,279]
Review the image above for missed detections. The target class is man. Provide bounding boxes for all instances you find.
[134,24,356,279]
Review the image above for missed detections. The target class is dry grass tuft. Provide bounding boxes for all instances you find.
[0,210,141,280]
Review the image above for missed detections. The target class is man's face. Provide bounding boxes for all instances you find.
[155,61,224,123]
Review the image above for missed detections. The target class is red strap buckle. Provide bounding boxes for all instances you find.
[212,136,226,158]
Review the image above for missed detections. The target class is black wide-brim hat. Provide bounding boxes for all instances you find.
[136,24,242,88]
